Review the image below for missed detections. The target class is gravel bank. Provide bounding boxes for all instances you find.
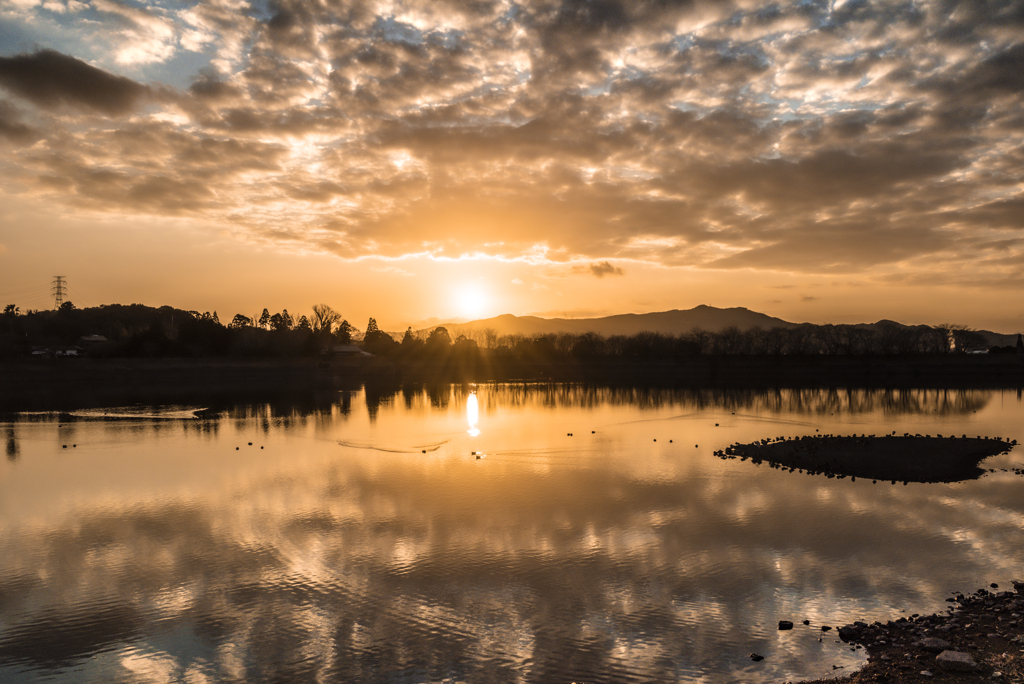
[796,582,1024,684]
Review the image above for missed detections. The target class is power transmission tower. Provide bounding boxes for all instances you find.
[51,276,67,309]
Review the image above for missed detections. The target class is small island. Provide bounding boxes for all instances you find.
[718,434,1018,483]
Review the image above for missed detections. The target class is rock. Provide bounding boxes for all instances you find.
[821,625,832,632]
[778,620,794,630]
[918,637,951,653]
[749,653,764,662]
[935,650,979,672]
[920,669,933,677]
[838,626,859,641]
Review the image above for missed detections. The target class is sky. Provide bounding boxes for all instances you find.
[0,0,1022,332]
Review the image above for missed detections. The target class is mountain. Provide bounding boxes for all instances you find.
[419,305,798,338]
[413,306,1020,346]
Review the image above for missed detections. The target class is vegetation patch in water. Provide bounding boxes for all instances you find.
[717,434,1018,483]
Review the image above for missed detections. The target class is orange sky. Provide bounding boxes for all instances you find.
[1,0,1023,332]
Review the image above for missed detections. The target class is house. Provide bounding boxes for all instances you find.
[77,334,108,347]
[328,344,372,357]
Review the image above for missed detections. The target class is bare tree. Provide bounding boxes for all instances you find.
[684,327,713,355]
[483,327,498,349]
[713,326,744,354]
[762,326,789,355]
[928,324,953,353]
[947,324,986,353]
[310,304,342,333]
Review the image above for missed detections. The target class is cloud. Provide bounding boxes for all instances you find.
[0,100,38,142]
[511,278,523,285]
[800,295,819,302]
[0,0,1022,294]
[0,49,148,115]
[589,261,624,278]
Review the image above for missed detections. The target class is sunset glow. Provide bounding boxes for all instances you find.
[455,284,490,321]
[0,1,1022,331]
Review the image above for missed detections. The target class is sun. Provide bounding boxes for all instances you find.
[455,285,489,320]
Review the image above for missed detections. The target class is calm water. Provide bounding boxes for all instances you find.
[1,385,1023,684]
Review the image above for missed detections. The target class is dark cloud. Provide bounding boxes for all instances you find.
[188,70,244,102]
[0,49,148,115]
[963,42,1024,95]
[0,100,38,143]
[590,261,625,278]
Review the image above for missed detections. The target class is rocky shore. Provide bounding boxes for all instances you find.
[718,434,1019,483]
[796,582,1024,683]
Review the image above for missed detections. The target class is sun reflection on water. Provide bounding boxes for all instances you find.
[467,392,480,436]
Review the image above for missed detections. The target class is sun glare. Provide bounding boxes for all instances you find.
[456,285,489,320]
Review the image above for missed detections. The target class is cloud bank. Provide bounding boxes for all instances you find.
[0,0,1022,287]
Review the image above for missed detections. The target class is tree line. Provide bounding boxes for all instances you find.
[0,302,356,358]
[369,321,1012,362]
[1,301,1015,360]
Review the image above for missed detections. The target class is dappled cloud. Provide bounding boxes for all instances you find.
[1,0,1023,284]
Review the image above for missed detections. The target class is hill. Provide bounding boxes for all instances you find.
[410,306,1019,350]
[418,305,797,338]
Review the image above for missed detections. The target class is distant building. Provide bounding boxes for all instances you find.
[328,344,371,357]
[31,345,83,357]
[77,334,108,347]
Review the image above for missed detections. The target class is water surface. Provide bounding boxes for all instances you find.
[2,386,1022,683]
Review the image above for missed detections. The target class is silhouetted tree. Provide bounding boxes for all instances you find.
[229,314,252,329]
[258,308,271,329]
[336,320,354,345]
[400,327,424,355]
[362,317,398,355]
[296,315,311,331]
[684,328,712,355]
[311,304,341,333]
[571,331,606,359]
[426,326,452,350]
[948,325,987,353]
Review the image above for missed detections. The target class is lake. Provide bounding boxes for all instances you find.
[1,385,1022,683]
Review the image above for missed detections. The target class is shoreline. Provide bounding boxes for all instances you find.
[2,355,1023,411]
[798,583,1024,683]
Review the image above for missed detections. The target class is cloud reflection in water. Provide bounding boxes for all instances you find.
[0,387,1021,683]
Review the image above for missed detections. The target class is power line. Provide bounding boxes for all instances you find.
[51,276,66,309]
[0,284,52,299]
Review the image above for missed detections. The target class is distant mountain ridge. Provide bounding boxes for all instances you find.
[414,305,1018,347]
